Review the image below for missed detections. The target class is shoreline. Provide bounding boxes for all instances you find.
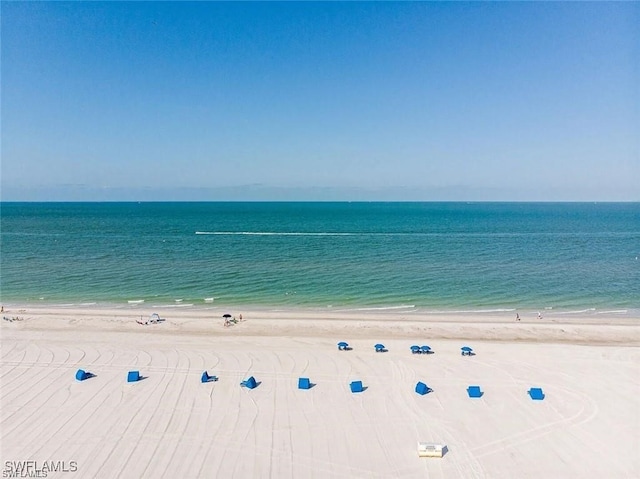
[2,297,636,315]
[2,300,637,318]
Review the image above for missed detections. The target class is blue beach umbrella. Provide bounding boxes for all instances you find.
[421,345,431,353]
[461,346,473,352]
[410,345,421,354]
[374,343,385,349]
[338,341,349,350]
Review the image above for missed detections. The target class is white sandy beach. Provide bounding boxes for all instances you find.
[1,306,639,478]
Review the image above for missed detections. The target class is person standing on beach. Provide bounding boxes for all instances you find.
[516,313,520,321]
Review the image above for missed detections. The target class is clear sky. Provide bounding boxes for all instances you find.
[2,1,638,201]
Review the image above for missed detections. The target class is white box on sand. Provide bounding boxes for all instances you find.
[417,442,445,458]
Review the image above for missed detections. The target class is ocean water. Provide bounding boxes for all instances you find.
[1,202,638,315]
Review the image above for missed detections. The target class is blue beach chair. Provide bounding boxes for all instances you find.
[75,369,93,381]
[415,381,432,395]
[350,380,364,393]
[241,376,258,389]
[298,377,311,390]
[467,385,483,398]
[528,387,545,400]
[201,371,218,383]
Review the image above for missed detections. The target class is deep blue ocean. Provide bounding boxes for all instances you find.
[1,202,638,315]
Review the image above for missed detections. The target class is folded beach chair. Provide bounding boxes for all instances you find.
[201,371,218,383]
[467,385,483,398]
[415,381,432,395]
[298,377,311,389]
[350,380,364,393]
[75,369,93,381]
[241,376,258,389]
[528,387,545,400]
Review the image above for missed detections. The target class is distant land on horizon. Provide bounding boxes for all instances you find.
[2,184,638,203]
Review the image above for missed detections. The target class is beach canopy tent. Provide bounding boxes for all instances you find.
[421,346,432,354]
[337,341,349,351]
[127,371,141,383]
[201,371,218,383]
[75,369,91,381]
[410,345,421,354]
[298,377,311,390]
[461,346,474,356]
[350,380,364,393]
[150,313,160,323]
[223,314,232,318]
[418,443,445,458]
[528,387,545,400]
[374,343,386,352]
[415,381,432,395]
[467,385,483,398]
[241,376,258,389]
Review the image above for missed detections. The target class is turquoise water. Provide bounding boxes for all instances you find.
[1,202,638,314]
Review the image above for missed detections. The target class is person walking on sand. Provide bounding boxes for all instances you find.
[516,313,520,321]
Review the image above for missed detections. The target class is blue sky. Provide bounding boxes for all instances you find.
[2,2,638,201]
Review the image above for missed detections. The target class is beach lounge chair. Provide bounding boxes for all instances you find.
[298,377,311,390]
[350,380,364,393]
[467,385,483,398]
[528,387,545,400]
[201,371,218,383]
[241,376,258,389]
[415,381,432,395]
